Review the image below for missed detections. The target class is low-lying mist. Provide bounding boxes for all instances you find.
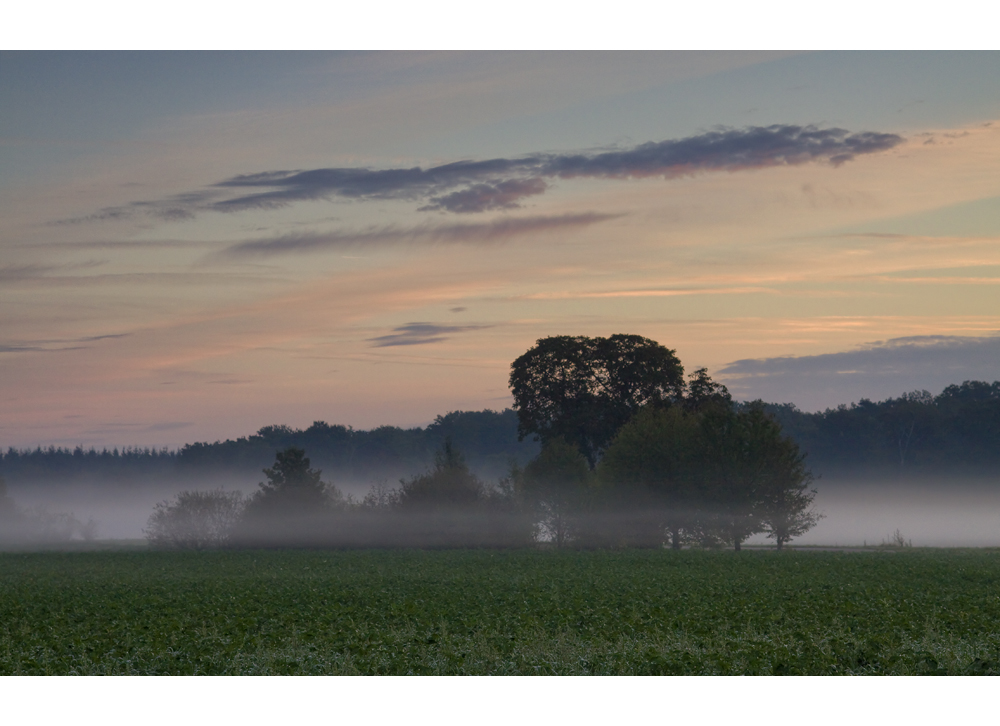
[2,477,376,542]
[5,475,1000,549]
[749,477,1000,548]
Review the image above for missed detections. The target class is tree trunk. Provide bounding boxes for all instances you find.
[670,527,681,550]
[734,537,742,552]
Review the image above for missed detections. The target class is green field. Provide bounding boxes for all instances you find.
[3,548,1000,675]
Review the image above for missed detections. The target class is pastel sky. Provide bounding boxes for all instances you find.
[3,51,1000,449]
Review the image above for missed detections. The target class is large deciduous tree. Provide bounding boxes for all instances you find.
[598,400,820,551]
[509,334,685,468]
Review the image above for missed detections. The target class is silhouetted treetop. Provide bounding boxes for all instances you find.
[509,334,685,467]
[683,367,733,413]
[246,447,341,516]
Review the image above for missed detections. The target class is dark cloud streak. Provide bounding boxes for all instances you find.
[419,178,549,213]
[0,333,131,355]
[368,323,492,348]
[212,125,901,214]
[63,125,904,222]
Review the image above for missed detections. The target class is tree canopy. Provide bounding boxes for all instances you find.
[509,334,685,467]
[599,402,819,550]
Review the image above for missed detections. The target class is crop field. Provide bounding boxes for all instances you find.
[2,548,1000,675]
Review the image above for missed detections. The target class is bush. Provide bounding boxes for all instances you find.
[145,490,246,550]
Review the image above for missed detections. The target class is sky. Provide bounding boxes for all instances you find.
[3,50,1000,449]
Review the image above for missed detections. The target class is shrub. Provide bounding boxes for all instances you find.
[145,490,246,550]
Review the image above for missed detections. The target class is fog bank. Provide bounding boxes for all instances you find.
[4,477,376,540]
[748,478,1000,547]
[6,476,1000,548]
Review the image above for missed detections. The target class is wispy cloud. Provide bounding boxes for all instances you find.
[0,264,59,282]
[63,125,903,223]
[142,421,194,432]
[25,239,206,250]
[367,322,492,348]
[53,192,214,226]
[719,334,1000,410]
[218,212,620,258]
[418,178,550,213]
[0,261,107,282]
[4,271,289,288]
[519,286,775,300]
[0,333,130,354]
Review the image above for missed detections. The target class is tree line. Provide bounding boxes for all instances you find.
[146,335,820,551]
[5,383,999,490]
[765,381,1000,476]
[1,410,537,487]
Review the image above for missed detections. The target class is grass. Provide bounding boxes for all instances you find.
[2,548,1000,674]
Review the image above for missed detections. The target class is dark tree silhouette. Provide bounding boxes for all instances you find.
[245,447,340,517]
[509,334,685,467]
[683,367,733,413]
[397,439,484,510]
[600,401,819,551]
[699,404,818,551]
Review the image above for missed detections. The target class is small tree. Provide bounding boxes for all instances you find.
[697,404,819,551]
[397,439,483,510]
[145,490,246,550]
[754,419,823,550]
[244,447,341,517]
[762,489,823,550]
[519,437,593,547]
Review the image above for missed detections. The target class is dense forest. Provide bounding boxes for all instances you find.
[2,381,999,489]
